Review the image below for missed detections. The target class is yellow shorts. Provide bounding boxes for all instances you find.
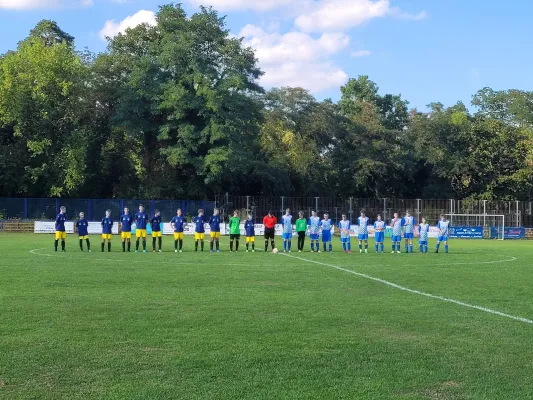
[152,231,162,238]
[136,229,147,238]
[79,235,88,240]
[121,232,132,240]
[173,232,184,240]
[102,234,112,240]
[246,236,255,243]
[55,231,67,240]
[210,232,221,239]
[195,233,205,240]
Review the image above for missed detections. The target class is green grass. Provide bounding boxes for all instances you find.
[1,234,533,399]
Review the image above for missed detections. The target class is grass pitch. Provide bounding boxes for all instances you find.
[1,234,533,399]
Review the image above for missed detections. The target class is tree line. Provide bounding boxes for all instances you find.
[1,4,532,201]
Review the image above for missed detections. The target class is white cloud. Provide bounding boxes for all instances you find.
[294,0,425,32]
[0,0,91,9]
[295,0,390,32]
[351,50,371,57]
[99,10,156,40]
[186,0,293,11]
[240,25,349,93]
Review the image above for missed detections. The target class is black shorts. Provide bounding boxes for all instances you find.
[230,234,240,240]
[264,228,275,240]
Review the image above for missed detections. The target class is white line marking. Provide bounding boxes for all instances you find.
[281,253,533,325]
[29,248,272,267]
[436,256,517,266]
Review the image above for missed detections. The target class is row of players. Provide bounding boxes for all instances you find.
[54,205,451,254]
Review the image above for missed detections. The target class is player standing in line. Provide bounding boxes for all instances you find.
[229,210,241,252]
[357,210,370,253]
[135,205,148,253]
[419,217,430,253]
[54,206,68,252]
[120,208,133,252]
[263,210,277,252]
[338,214,352,253]
[373,214,385,253]
[101,209,113,252]
[171,209,185,253]
[436,214,450,253]
[244,215,256,252]
[151,210,162,253]
[403,210,416,253]
[281,208,293,253]
[390,212,404,254]
[193,209,206,252]
[308,211,321,252]
[321,213,333,252]
[76,212,90,252]
[209,208,221,253]
[295,211,307,253]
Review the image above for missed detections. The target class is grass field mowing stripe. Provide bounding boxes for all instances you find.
[281,253,533,325]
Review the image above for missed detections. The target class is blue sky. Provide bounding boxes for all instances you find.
[1,0,532,111]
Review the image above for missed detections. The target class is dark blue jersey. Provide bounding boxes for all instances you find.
[193,215,206,233]
[76,219,88,236]
[135,212,148,230]
[209,215,221,232]
[101,217,113,234]
[245,220,255,237]
[151,215,162,232]
[55,213,68,232]
[120,214,133,232]
[171,216,185,232]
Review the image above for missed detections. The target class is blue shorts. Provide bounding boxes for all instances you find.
[282,233,293,240]
[392,235,401,243]
[404,233,414,239]
[310,233,319,241]
[419,240,427,245]
[340,237,351,243]
[375,232,384,243]
[321,232,331,242]
[438,235,448,242]
[358,234,368,241]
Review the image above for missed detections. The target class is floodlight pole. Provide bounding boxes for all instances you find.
[383,198,387,222]
[349,197,353,223]
[483,200,486,227]
[516,200,520,227]
[281,197,285,215]
[315,197,319,214]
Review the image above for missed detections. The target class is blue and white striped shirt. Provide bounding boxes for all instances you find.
[309,216,321,234]
[438,220,450,236]
[391,218,404,236]
[374,220,385,232]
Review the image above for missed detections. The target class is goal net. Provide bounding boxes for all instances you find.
[445,214,505,240]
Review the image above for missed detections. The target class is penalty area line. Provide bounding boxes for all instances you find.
[281,253,533,325]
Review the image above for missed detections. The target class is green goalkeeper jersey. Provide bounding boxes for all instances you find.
[295,218,307,232]
[229,216,241,235]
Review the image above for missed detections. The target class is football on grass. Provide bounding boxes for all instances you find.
[272,248,279,254]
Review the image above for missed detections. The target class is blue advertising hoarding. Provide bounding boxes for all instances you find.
[449,226,484,239]
[490,227,525,239]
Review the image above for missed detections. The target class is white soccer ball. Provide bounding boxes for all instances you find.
[272,248,279,254]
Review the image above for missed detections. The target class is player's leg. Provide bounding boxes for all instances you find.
[174,234,178,252]
[270,232,275,251]
[251,236,255,252]
[436,237,441,253]
[341,238,346,252]
[158,235,162,252]
[122,236,126,252]
[108,236,112,252]
[419,240,423,253]
[142,231,147,252]
[210,233,214,252]
[179,233,183,252]
[152,235,157,252]
[61,232,66,252]
[86,237,91,252]
[358,238,363,253]
[216,234,220,252]
[364,238,368,253]
[235,235,239,252]
[246,236,250,252]
[79,237,84,251]
[101,234,105,252]
[54,232,59,252]
[444,239,448,253]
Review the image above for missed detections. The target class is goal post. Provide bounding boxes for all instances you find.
[445,214,505,240]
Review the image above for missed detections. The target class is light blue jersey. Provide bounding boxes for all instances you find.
[321,219,333,232]
[357,216,369,235]
[391,218,404,237]
[438,220,450,238]
[309,216,321,235]
[404,216,416,234]
[338,220,351,239]
[374,220,386,232]
[282,215,293,234]
[419,223,429,242]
